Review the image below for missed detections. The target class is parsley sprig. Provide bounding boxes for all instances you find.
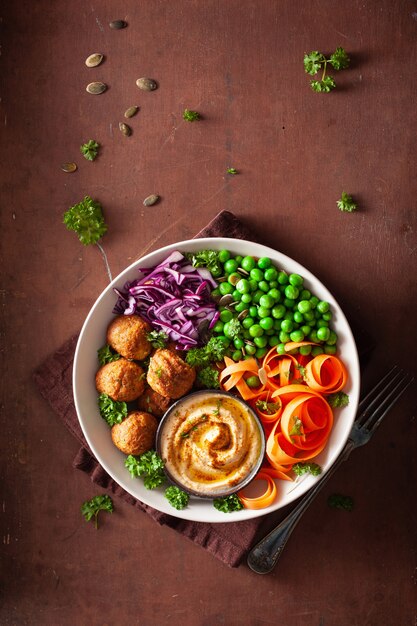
[63,195,107,245]
[213,494,244,513]
[146,330,169,349]
[125,450,166,489]
[327,391,350,407]
[97,344,121,365]
[186,250,222,277]
[292,462,322,477]
[183,109,201,122]
[337,192,357,213]
[80,139,100,161]
[165,485,189,510]
[304,47,350,92]
[98,393,127,426]
[81,494,113,529]
[185,336,227,368]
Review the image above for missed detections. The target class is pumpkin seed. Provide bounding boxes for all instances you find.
[119,122,131,136]
[237,267,249,276]
[61,162,77,173]
[228,274,240,286]
[237,309,249,321]
[136,77,157,91]
[124,106,139,119]
[218,294,233,307]
[245,339,255,347]
[85,53,104,68]
[86,82,107,95]
[143,194,160,207]
[109,20,127,29]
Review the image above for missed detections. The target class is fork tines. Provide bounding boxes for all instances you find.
[357,365,415,432]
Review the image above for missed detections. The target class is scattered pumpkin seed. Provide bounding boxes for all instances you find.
[237,267,249,276]
[228,274,240,286]
[217,276,227,282]
[109,20,127,29]
[245,340,255,347]
[119,122,132,136]
[124,106,139,119]
[136,77,157,91]
[85,53,104,68]
[237,309,249,321]
[61,162,77,173]
[226,301,239,310]
[218,294,233,307]
[143,194,160,207]
[86,82,107,95]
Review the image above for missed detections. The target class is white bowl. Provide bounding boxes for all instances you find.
[73,238,360,523]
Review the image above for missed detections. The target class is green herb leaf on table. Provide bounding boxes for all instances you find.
[303,47,350,93]
[98,393,127,426]
[337,192,358,213]
[327,493,354,511]
[227,167,238,175]
[183,109,201,122]
[146,330,169,349]
[81,494,113,529]
[165,485,189,510]
[63,195,107,245]
[310,76,336,93]
[292,462,322,477]
[125,451,166,489]
[329,47,350,70]
[80,139,100,161]
[303,51,325,75]
[197,366,220,389]
[327,391,349,408]
[97,344,121,365]
[213,493,244,513]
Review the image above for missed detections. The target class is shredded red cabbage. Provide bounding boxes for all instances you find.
[113,250,219,349]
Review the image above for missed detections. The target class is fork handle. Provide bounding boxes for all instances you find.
[247,441,355,574]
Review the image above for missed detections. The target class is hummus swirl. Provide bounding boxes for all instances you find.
[159,392,263,496]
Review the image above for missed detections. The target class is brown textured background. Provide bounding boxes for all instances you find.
[1,1,417,624]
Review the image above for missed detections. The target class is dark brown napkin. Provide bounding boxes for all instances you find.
[33,210,374,568]
[34,211,263,568]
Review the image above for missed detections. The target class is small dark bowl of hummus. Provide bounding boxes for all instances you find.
[156,390,266,498]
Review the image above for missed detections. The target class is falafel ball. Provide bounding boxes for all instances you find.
[106,314,152,361]
[137,385,171,418]
[95,358,145,402]
[147,348,196,399]
[111,411,158,456]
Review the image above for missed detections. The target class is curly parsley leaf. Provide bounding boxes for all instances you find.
[183,109,201,122]
[292,462,322,477]
[225,318,241,340]
[310,76,336,93]
[304,47,350,92]
[81,494,113,529]
[186,249,222,276]
[327,391,350,408]
[197,366,220,389]
[185,336,227,368]
[165,485,189,510]
[303,51,325,75]
[146,330,169,349]
[98,393,127,426]
[327,493,354,511]
[213,493,244,513]
[289,416,303,437]
[125,451,166,489]
[97,344,121,366]
[255,399,281,415]
[63,195,107,245]
[337,192,358,213]
[227,167,238,175]
[329,47,350,70]
[80,139,100,161]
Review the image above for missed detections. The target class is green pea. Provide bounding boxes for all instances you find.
[246,375,261,388]
[327,330,338,346]
[235,255,243,264]
[255,347,268,359]
[299,345,312,355]
[311,346,324,356]
[301,325,311,336]
[303,310,315,322]
[285,285,299,300]
[279,331,290,343]
[228,272,241,286]
[265,328,275,336]
[284,311,293,321]
[245,343,257,355]
[249,279,258,292]
[254,336,268,348]
[212,320,224,333]
[257,257,272,270]
[268,288,281,302]
[293,311,303,324]
[219,310,233,323]
[210,266,222,277]
[268,335,280,347]
[309,330,320,343]
[235,302,248,313]
[317,300,330,314]
[290,329,305,342]
[317,326,330,342]
[216,335,230,348]
[264,267,278,281]
[310,296,319,309]
[259,294,275,309]
[276,343,286,355]
[211,288,221,299]
[269,281,278,289]
[324,345,337,355]
[289,273,303,287]
[218,249,230,263]
[232,289,242,301]
[300,289,311,300]
[242,316,254,329]
[241,293,252,304]
[249,324,263,338]
[297,300,311,314]
[259,280,270,292]
[232,350,243,362]
[253,290,263,304]
[234,337,244,349]
[224,259,239,274]
[259,317,274,331]
[317,320,329,328]
[219,282,233,295]
[236,278,251,294]
[281,319,293,333]
[322,312,332,321]
[277,271,289,285]
[241,256,256,272]
[272,304,286,319]
[249,306,258,318]
[250,268,264,282]
[257,306,271,319]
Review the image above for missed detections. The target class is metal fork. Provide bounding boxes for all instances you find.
[247,366,414,575]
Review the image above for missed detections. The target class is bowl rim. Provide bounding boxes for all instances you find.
[73,236,360,523]
[155,389,266,499]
